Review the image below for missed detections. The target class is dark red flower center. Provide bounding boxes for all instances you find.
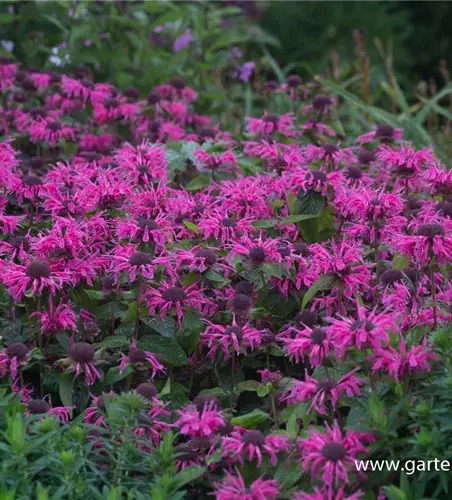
[287,75,302,88]
[312,94,332,110]
[9,236,30,250]
[351,319,375,332]
[129,252,153,267]
[345,166,363,180]
[311,328,327,344]
[162,286,186,302]
[69,342,95,363]
[231,294,252,312]
[417,223,444,239]
[242,430,265,445]
[195,248,217,266]
[358,150,376,164]
[169,76,185,89]
[128,348,147,363]
[6,343,28,361]
[136,382,158,400]
[321,442,347,461]
[248,246,266,264]
[224,326,244,340]
[263,114,279,125]
[317,378,338,392]
[221,218,237,228]
[375,124,394,139]
[26,260,51,279]
[47,121,62,132]
[23,174,43,186]
[137,217,159,230]
[192,394,220,411]
[323,144,339,155]
[295,310,318,327]
[27,399,51,414]
[381,269,404,286]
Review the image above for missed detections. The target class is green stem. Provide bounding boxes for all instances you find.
[260,270,268,309]
[430,265,437,330]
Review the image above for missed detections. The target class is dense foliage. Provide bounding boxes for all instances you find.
[1,2,452,500]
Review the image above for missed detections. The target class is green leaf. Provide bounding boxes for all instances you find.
[381,486,408,500]
[141,317,175,338]
[183,221,199,232]
[236,380,260,393]
[281,214,318,224]
[392,252,410,271]
[231,409,269,429]
[139,337,188,366]
[295,190,325,216]
[252,219,277,229]
[1,319,28,343]
[301,275,333,311]
[368,393,387,428]
[170,465,206,491]
[185,176,211,191]
[95,336,129,349]
[105,365,133,385]
[204,270,228,283]
[59,374,73,407]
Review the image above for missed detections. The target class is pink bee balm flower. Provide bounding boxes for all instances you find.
[280,325,334,368]
[299,421,373,487]
[29,119,76,147]
[369,336,436,382]
[327,306,397,356]
[2,260,66,301]
[175,400,225,438]
[221,429,289,467]
[25,397,73,424]
[146,281,215,326]
[247,112,295,137]
[293,485,363,500]
[58,342,104,386]
[31,299,77,335]
[119,339,165,379]
[0,343,31,380]
[214,467,280,500]
[284,369,364,415]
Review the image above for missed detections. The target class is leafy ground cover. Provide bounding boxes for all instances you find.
[1,2,452,500]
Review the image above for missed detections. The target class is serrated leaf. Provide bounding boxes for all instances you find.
[138,336,188,366]
[95,336,129,349]
[104,365,133,385]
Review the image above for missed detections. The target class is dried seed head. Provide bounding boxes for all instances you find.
[47,121,62,132]
[234,280,254,295]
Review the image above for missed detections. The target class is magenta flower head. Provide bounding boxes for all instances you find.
[112,245,155,283]
[146,281,214,326]
[0,342,31,379]
[284,369,364,415]
[294,485,363,500]
[221,429,289,467]
[30,119,76,147]
[31,299,77,335]
[84,392,115,427]
[299,421,373,487]
[392,219,452,268]
[58,342,104,386]
[175,400,225,438]
[119,339,165,379]
[25,397,73,424]
[2,259,65,301]
[281,325,334,368]
[327,306,397,357]
[214,467,280,500]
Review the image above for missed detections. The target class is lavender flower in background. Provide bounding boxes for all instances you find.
[173,29,193,53]
[238,61,255,82]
